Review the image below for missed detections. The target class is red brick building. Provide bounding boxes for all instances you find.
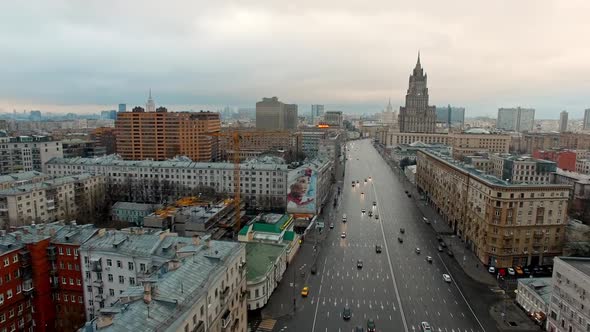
[533,149,577,171]
[0,236,32,332]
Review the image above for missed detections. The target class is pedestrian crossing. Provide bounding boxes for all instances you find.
[255,319,276,332]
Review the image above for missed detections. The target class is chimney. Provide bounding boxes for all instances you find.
[143,282,153,304]
[192,235,200,246]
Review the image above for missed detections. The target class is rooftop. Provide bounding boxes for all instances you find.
[0,171,47,185]
[0,173,98,196]
[112,202,161,212]
[94,240,243,331]
[421,149,570,189]
[246,242,287,282]
[559,257,590,278]
[47,155,288,171]
[518,277,553,304]
[555,168,590,184]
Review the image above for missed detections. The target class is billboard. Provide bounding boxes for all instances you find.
[287,167,317,214]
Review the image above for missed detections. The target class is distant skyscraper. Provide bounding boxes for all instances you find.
[118,103,126,113]
[256,97,298,130]
[496,107,535,132]
[559,111,568,132]
[145,89,156,113]
[29,110,42,121]
[398,53,436,133]
[101,110,117,120]
[435,105,465,128]
[381,99,396,124]
[311,104,325,124]
[584,109,590,131]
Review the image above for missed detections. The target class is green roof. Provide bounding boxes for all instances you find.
[283,231,295,241]
[238,225,250,236]
[251,214,292,234]
[246,242,287,282]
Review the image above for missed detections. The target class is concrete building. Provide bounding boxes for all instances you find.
[238,214,300,263]
[111,202,161,226]
[256,97,298,130]
[245,242,287,311]
[547,257,590,332]
[100,110,117,121]
[217,129,302,162]
[0,171,49,190]
[436,105,466,128]
[552,169,590,225]
[311,104,324,125]
[84,232,247,332]
[323,111,343,127]
[0,174,105,228]
[45,155,289,210]
[533,150,577,172]
[398,54,437,133]
[584,109,590,131]
[489,154,556,184]
[61,139,107,158]
[416,149,570,268]
[0,133,63,175]
[115,109,221,161]
[516,277,552,326]
[117,104,126,113]
[380,99,397,125]
[91,127,117,155]
[559,111,568,133]
[287,157,334,215]
[576,159,590,175]
[497,107,536,132]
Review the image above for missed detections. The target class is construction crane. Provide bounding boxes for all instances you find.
[207,130,297,234]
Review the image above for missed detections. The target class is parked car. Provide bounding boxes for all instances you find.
[330,223,334,229]
[440,242,447,248]
[508,267,516,276]
[415,248,421,254]
[437,245,443,252]
[375,245,382,253]
[398,237,403,243]
[426,256,433,263]
[488,266,496,274]
[311,265,317,275]
[400,228,405,234]
[523,267,531,275]
[436,235,442,242]
[447,250,454,257]
[515,266,524,276]
[442,274,452,283]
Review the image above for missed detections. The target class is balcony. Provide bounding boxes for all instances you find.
[192,321,205,332]
[503,234,513,240]
[23,280,34,296]
[46,246,57,260]
[94,293,105,301]
[90,259,102,272]
[221,310,232,329]
[92,280,104,287]
[18,250,31,268]
[220,286,230,303]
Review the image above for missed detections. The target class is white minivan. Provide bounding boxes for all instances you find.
[342,214,347,222]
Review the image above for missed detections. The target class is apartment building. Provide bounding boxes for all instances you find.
[45,155,288,210]
[547,257,590,332]
[552,169,590,224]
[519,132,590,154]
[416,149,570,268]
[0,133,63,175]
[82,232,247,332]
[532,150,577,172]
[323,111,343,127]
[217,129,302,162]
[245,242,287,311]
[256,97,298,130]
[0,236,32,332]
[0,174,105,228]
[115,108,220,161]
[61,139,106,158]
[576,159,590,175]
[516,278,552,325]
[0,171,49,190]
[90,127,117,155]
[497,107,535,132]
[489,154,556,184]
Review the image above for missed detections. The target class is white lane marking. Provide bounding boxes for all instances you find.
[311,257,327,332]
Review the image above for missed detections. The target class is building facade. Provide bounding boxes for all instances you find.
[217,129,302,162]
[256,97,298,130]
[584,109,590,131]
[547,257,590,332]
[0,134,63,175]
[115,109,221,162]
[245,242,287,311]
[497,107,535,132]
[311,105,324,125]
[323,111,343,127]
[0,174,105,228]
[90,128,117,155]
[0,171,49,190]
[436,105,466,128]
[576,159,590,175]
[516,278,552,326]
[61,139,106,158]
[489,154,556,184]
[416,149,569,268]
[559,111,568,133]
[46,155,288,210]
[398,54,437,133]
[533,150,577,172]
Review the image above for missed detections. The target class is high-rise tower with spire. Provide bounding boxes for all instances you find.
[398,53,436,133]
[146,89,156,113]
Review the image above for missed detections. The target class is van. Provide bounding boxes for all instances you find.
[342,214,347,222]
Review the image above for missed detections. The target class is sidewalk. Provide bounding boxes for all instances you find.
[490,300,543,332]
[375,144,497,287]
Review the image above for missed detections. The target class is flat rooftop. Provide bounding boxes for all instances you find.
[246,242,287,282]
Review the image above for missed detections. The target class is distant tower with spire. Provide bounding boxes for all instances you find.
[398,52,436,133]
[146,89,156,113]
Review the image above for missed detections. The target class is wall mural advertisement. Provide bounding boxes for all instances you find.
[287,167,317,214]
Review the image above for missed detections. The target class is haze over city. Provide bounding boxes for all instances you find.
[1,0,589,118]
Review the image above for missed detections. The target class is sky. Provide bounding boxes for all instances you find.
[1,0,589,119]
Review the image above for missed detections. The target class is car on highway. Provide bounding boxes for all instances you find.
[301,286,309,297]
[352,182,355,188]
[436,235,442,242]
[447,250,454,257]
[375,214,379,219]
[311,265,317,275]
[443,274,452,283]
[330,223,334,229]
[488,266,496,274]
[421,322,432,332]
[398,237,403,243]
[375,245,382,253]
[354,327,364,332]
[400,228,405,234]
[422,217,430,224]
[426,256,433,263]
[361,209,366,213]
[366,319,376,332]
[341,232,346,238]
[437,245,443,252]
[361,192,364,196]
[342,306,352,320]
[368,176,372,181]
[364,179,367,183]
[440,241,447,248]
[508,267,516,276]
[342,214,347,222]
[357,260,363,269]
[368,211,373,217]
[415,247,420,254]
[372,201,376,206]
[407,194,412,198]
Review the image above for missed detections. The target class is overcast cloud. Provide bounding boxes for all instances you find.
[0,0,589,118]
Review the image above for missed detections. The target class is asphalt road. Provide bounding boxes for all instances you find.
[275,139,493,332]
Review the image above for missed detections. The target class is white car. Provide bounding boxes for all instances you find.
[415,248,421,254]
[442,274,452,283]
[341,232,346,238]
[508,267,515,276]
[488,266,496,274]
[421,322,432,332]
[329,223,334,229]
[342,214,347,222]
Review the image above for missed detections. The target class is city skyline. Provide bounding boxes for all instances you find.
[1,1,589,118]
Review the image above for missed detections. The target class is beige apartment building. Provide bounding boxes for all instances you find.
[0,173,105,227]
[416,149,570,268]
[217,129,302,162]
